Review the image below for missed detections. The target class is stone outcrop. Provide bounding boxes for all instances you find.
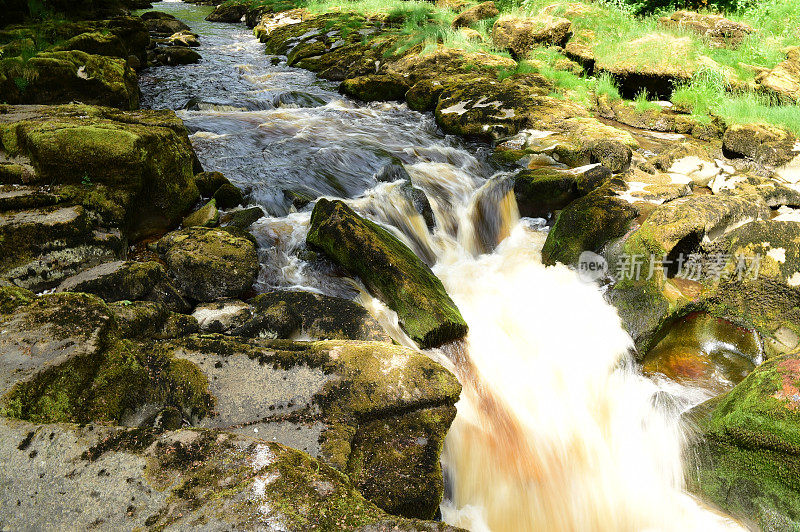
[659,11,753,49]
[492,15,572,58]
[755,47,800,104]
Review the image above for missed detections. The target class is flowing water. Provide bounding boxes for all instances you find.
[140,4,743,529]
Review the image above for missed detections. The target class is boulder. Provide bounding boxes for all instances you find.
[513,164,611,218]
[452,1,499,29]
[687,350,800,530]
[168,30,201,47]
[182,199,220,228]
[206,3,249,22]
[55,260,190,312]
[192,299,253,333]
[340,74,410,102]
[213,182,245,209]
[659,11,753,49]
[151,45,202,66]
[755,47,800,104]
[492,15,572,58]
[52,31,128,58]
[142,12,191,35]
[231,289,392,342]
[306,199,467,348]
[0,50,139,109]
[110,300,199,340]
[723,123,797,167]
[0,419,465,530]
[220,205,265,229]
[157,227,259,302]
[541,185,638,266]
[194,170,231,197]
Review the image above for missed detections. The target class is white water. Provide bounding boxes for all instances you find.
[139,5,744,529]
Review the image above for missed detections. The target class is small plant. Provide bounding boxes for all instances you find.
[633,89,661,112]
[595,72,621,101]
[13,76,28,92]
[81,172,92,187]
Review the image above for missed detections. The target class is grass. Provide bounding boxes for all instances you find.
[633,89,661,111]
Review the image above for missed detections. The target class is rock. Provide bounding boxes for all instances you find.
[590,139,632,173]
[659,11,753,49]
[306,199,467,348]
[56,260,190,312]
[723,123,797,167]
[213,182,245,209]
[220,205,265,229]
[183,199,220,228]
[492,15,572,58]
[513,164,611,218]
[452,1,499,29]
[110,300,199,339]
[687,350,800,529]
[340,74,410,102]
[231,289,392,342]
[0,419,465,530]
[52,31,128,58]
[460,28,483,42]
[206,3,249,22]
[755,47,800,104]
[0,50,139,109]
[157,227,259,302]
[0,104,199,239]
[168,30,200,47]
[386,47,516,87]
[541,185,638,266]
[143,12,191,35]
[192,299,253,333]
[151,45,202,66]
[194,170,231,197]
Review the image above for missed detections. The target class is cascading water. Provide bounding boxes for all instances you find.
[140,4,743,529]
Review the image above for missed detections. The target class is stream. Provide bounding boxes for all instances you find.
[139,3,743,529]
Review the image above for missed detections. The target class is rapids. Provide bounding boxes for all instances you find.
[140,3,743,529]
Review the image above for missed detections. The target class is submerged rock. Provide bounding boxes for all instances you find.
[156,227,259,303]
[306,199,467,348]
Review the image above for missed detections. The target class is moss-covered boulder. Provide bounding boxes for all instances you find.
[687,350,800,530]
[0,104,200,238]
[220,205,264,229]
[231,289,392,342]
[513,164,610,218]
[55,260,190,312]
[150,45,202,66]
[492,15,572,58]
[452,1,499,29]
[306,199,467,348]
[659,11,753,49]
[722,123,797,167]
[0,420,465,530]
[340,74,410,102]
[206,2,249,22]
[168,335,461,519]
[0,50,139,109]
[141,11,191,35]
[213,182,245,209]
[541,185,638,266]
[157,227,259,302]
[755,46,800,105]
[182,199,220,228]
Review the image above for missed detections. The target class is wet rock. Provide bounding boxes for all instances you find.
[56,260,191,313]
[541,185,638,266]
[0,419,465,530]
[722,123,797,167]
[232,289,392,342]
[340,74,410,102]
[687,350,800,530]
[272,90,328,108]
[590,139,632,173]
[513,164,610,218]
[220,205,265,229]
[452,1,499,29]
[213,182,245,209]
[194,170,231,197]
[755,47,800,104]
[157,227,259,303]
[142,11,191,35]
[110,300,199,339]
[182,199,220,228]
[206,3,248,22]
[659,11,753,49]
[492,15,572,58]
[168,30,200,47]
[151,45,202,66]
[306,199,467,348]
[0,50,139,109]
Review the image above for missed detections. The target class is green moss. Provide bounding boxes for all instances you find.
[0,284,36,314]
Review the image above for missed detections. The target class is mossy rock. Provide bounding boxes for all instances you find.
[194,170,231,197]
[0,419,466,530]
[722,123,797,167]
[231,289,392,342]
[513,164,610,218]
[0,50,138,109]
[306,199,467,348]
[0,104,200,238]
[183,199,220,228]
[340,74,410,103]
[55,260,191,312]
[52,31,127,59]
[687,350,800,529]
[220,205,264,229]
[157,226,259,303]
[212,182,244,210]
[541,186,638,266]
